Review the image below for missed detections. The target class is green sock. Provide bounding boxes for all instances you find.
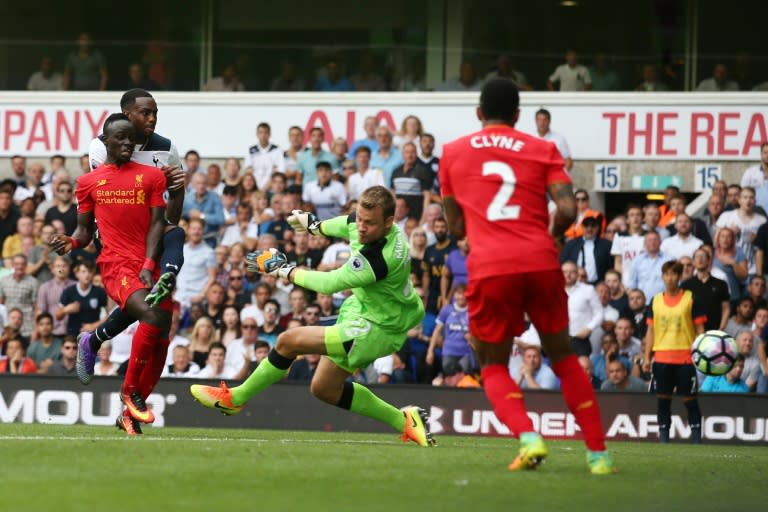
[230,358,288,405]
[349,383,406,432]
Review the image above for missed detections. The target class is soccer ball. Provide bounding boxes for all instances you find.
[691,330,739,376]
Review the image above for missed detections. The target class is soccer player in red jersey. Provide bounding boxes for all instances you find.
[440,78,615,474]
[52,113,171,436]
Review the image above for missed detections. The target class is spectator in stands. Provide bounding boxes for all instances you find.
[62,32,107,91]
[1,308,27,352]
[350,116,379,156]
[371,127,403,185]
[329,137,349,173]
[27,56,63,91]
[47,336,77,375]
[611,204,646,287]
[661,213,703,259]
[547,49,591,91]
[314,60,353,92]
[237,173,258,205]
[0,189,20,251]
[427,283,474,379]
[93,341,118,377]
[739,142,768,190]
[511,346,558,390]
[282,126,305,185]
[241,281,272,326]
[114,62,159,91]
[682,247,730,331]
[197,342,242,379]
[390,142,432,223]
[733,330,761,391]
[258,299,283,347]
[225,315,261,371]
[0,338,37,374]
[696,63,739,91]
[746,275,768,309]
[287,353,321,381]
[700,193,726,241]
[590,332,625,384]
[57,261,106,336]
[44,181,76,235]
[188,316,218,369]
[725,184,742,211]
[2,216,36,265]
[440,237,468,305]
[270,60,306,91]
[614,317,642,361]
[27,224,56,283]
[713,227,748,305]
[201,282,226,329]
[14,162,45,205]
[280,288,307,329]
[700,356,749,392]
[302,161,347,220]
[603,269,629,316]
[485,53,531,90]
[0,254,38,337]
[435,61,483,91]
[219,158,241,192]
[629,231,672,304]
[588,282,620,354]
[26,312,61,372]
[176,218,217,308]
[590,53,620,91]
[635,64,668,92]
[297,127,335,185]
[245,122,286,191]
[578,355,601,389]
[566,192,605,244]
[627,289,648,339]
[163,344,200,377]
[563,260,603,356]
[421,218,456,324]
[346,146,385,201]
[534,108,573,171]
[419,133,440,197]
[642,202,667,240]
[560,216,612,284]
[716,187,765,274]
[601,358,647,391]
[183,174,225,247]
[725,298,754,339]
[203,64,244,91]
[350,54,386,91]
[220,202,258,250]
[393,115,424,149]
[392,197,410,233]
[218,305,242,347]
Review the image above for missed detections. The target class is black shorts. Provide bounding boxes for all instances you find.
[651,362,698,396]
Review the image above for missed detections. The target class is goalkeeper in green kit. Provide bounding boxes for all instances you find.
[190,186,435,446]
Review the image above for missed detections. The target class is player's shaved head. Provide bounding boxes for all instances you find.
[120,88,153,110]
[479,78,520,124]
[102,113,131,136]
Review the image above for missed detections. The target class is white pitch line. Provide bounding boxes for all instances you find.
[0,435,404,445]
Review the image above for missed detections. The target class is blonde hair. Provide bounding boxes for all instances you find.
[189,316,218,352]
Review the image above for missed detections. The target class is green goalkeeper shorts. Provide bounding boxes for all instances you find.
[324,312,407,373]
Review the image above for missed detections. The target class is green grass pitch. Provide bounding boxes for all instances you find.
[0,424,763,512]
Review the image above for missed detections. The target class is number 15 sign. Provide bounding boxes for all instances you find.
[594,164,621,192]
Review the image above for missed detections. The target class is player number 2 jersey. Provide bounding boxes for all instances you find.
[293,213,424,332]
[76,162,167,264]
[440,124,571,279]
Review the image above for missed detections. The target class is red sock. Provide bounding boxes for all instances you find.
[139,338,170,399]
[122,323,162,396]
[552,355,606,452]
[480,364,534,437]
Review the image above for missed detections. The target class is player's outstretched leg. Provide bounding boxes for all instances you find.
[76,307,136,385]
[312,357,435,447]
[146,226,185,307]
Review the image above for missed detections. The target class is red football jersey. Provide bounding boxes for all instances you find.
[76,161,167,264]
[440,124,571,279]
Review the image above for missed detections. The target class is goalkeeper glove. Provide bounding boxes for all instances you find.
[287,209,322,236]
[245,249,296,280]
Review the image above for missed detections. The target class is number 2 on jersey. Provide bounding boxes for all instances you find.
[483,161,520,221]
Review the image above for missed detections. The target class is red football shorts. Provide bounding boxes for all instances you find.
[466,269,569,343]
[99,259,158,309]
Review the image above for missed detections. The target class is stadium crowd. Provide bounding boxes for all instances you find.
[0,111,766,397]
[23,32,768,93]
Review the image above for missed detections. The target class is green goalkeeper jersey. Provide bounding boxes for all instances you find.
[293,213,424,332]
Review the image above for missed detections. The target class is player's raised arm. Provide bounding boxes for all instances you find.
[50,211,95,255]
[287,210,351,240]
[547,180,577,241]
